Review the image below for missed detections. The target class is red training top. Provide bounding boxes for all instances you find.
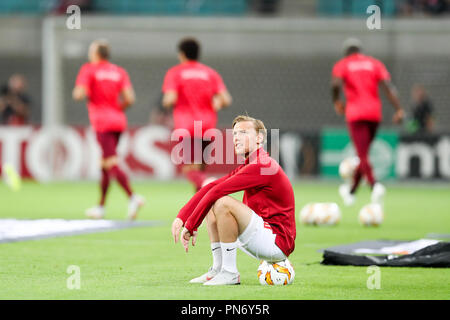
[162,61,227,138]
[177,148,296,257]
[332,53,391,123]
[75,60,132,132]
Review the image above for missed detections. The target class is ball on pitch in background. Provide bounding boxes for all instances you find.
[257,259,295,286]
[339,156,360,180]
[359,203,384,226]
[201,176,217,188]
[299,203,317,225]
[299,202,341,226]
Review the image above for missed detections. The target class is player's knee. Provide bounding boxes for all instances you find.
[206,210,217,224]
[212,196,231,216]
[102,157,118,170]
[359,159,371,171]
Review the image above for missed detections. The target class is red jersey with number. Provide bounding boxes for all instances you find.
[177,148,296,257]
[332,53,391,123]
[162,61,227,138]
[75,61,132,132]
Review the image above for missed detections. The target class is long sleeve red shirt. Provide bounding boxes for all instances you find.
[177,148,296,257]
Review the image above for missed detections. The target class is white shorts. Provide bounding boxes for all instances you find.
[238,211,287,263]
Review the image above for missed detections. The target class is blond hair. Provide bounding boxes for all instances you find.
[232,115,267,142]
[92,39,110,60]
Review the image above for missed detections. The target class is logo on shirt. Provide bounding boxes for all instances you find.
[348,61,374,72]
[95,70,121,82]
[181,69,209,81]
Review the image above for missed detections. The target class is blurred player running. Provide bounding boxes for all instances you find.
[171,115,296,286]
[331,38,405,206]
[73,39,145,219]
[162,37,232,191]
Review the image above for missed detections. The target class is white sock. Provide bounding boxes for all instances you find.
[220,241,238,273]
[211,242,222,271]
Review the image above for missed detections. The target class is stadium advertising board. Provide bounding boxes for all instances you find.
[320,129,450,180]
[397,135,450,179]
[320,128,398,180]
[0,125,239,181]
[1,126,449,181]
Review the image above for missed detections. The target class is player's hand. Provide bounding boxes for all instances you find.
[334,100,345,116]
[181,227,192,253]
[212,96,222,112]
[180,228,198,253]
[191,230,198,247]
[393,109,405,124]
[171,217,184,243]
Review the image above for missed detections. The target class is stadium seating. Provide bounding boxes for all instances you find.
[318,0,396,17]
[0,0,50,14]
[94,0,247,15]
[0,0,248,15]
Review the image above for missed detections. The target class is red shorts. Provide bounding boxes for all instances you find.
[96,131,122,159]
[170,137,213,165]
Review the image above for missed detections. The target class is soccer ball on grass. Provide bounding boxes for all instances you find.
[299,202,341,226]
[339,156,360,180]
[257,259,295,285]
[359,203,384,226]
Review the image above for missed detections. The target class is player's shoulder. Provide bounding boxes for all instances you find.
[249,157,282,179]
[362,54,382,64]
[332,57,347,76]
[333,56,348,69]
[364,55,387,71]
[182,61,217,75]
[247,151,280,169]
[165,63,185,75]
[107,62,127,73]
[200,63,220,75]
[77,62,95,77]
[80,62,93,70]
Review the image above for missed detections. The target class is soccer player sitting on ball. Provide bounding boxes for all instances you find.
[171,115,296,285]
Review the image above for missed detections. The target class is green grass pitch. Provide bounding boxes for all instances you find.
[0,180,449,299]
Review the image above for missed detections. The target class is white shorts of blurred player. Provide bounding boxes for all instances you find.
[238,211,287,263]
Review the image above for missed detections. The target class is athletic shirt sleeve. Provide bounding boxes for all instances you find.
[332,60,345,79]
[75,64,91,89]
[183,163,269,234]
[162,67,178,92]
[210,69,227,94]
[176,165,242,223]
[375,59,391,82]
[119,68,132,90]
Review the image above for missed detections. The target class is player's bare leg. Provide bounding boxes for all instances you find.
[85,158,113,219]
[86,156,144,220]
[189,211,222,283]
[202,196,253,286]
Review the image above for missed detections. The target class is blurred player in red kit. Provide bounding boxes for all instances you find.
[73,39,145,219]
[171,115,296,286]
[331,38,404,206]
[162,37,232,191]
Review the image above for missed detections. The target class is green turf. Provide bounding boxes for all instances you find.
[0,180,449,299]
